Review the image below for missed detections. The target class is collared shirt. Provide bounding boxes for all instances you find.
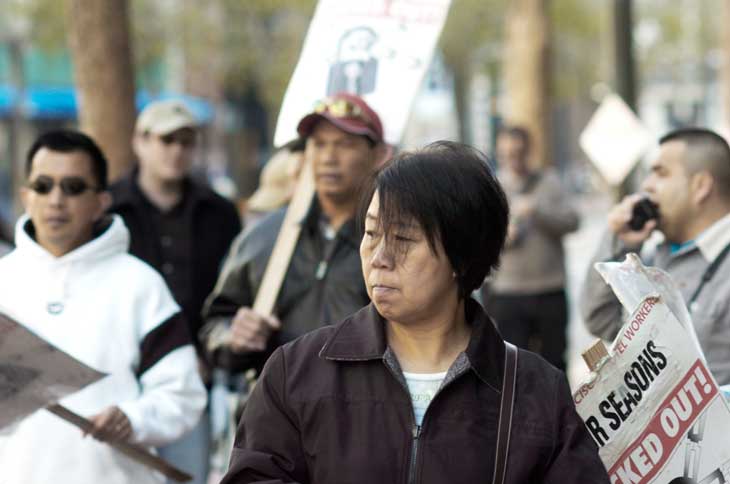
[146,194,194,311]
[696,213,730,262]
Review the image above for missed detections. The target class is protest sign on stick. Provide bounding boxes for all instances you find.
[0,311,104,430]
[216,0,453,337]
[573,255,730,484]
[0,312,192,482]
[207,2,453,355]
[252,158,315,316]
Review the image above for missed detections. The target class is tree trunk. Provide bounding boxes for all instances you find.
[66,0,136,182]
[502,0,552,168]
[723,0,730,132]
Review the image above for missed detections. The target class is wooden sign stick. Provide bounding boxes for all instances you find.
[205,158,315,353]
[46,404,192,482]
[252,157,316,315]
[251,141,391,316]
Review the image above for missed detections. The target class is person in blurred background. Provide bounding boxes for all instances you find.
[485,125,579,371]
[0,129,205,484]
[109,99,241,484]
[582,127,730,386]
[200,93,388,378]
[0,215,12,256]
[220,141,608,484]
[244,137,305,227]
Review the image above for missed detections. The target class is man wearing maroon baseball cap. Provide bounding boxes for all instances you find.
[201,92,388,378]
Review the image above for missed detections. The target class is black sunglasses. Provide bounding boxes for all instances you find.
[28,176,99,196]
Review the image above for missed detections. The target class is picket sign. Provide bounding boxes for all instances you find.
[274,0,452,147]
[574,256,730,484]
[0,311,104,430]
[579,94,654,186]
[253,0,452,318]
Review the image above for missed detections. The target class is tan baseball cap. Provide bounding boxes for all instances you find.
[135,99,197,135]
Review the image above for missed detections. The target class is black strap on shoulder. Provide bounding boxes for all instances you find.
[492,341,518,484]
[688,242,730,309]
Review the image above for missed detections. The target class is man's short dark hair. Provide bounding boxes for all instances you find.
[497,125,531,153]
[659,127,730,199]
[359,140,509,298]
[26,129,109,190]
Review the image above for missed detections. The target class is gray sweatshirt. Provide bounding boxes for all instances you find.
[490,168,579,294]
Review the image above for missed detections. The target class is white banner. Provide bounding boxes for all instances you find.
[273,0,452,146]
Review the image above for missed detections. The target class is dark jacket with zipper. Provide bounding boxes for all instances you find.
[109,173,241,354]
[200,198,370,374]
[221,299,609,484]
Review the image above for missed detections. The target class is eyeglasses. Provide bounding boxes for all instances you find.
[159,132,196,148]
[27,176,99,196]
[313,98,372,124]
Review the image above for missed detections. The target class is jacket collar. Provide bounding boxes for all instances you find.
[695,212,730,263]
[301,196,360,248]
[319,298,505,391]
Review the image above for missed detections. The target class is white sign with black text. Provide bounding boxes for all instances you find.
[273,0,452,146]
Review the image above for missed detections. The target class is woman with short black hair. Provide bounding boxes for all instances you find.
[221,141,609,484]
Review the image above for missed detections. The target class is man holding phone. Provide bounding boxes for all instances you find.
[581,127,730,386]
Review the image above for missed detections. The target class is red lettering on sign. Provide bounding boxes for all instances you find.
[608,360,716,484]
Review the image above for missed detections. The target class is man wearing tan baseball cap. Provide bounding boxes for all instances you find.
[109,99,241,484]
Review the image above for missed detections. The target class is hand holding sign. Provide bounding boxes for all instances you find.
[85,405,133,443]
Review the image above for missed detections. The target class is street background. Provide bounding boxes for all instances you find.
[1,0,730,387]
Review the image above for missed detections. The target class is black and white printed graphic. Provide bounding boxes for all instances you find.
[0,312,105,430]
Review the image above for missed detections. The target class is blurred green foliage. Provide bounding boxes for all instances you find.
[2,0,725,139]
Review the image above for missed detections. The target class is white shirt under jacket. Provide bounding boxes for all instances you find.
[0,215,206,484]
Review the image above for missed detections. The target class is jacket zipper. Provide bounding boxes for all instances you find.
[383,356,468,484]
[408,423,421,484]
[403,371,472,484]
[315,260,328,280]
[382,361,424,484]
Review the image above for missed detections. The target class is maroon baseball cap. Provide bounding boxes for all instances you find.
[297,92,384,144]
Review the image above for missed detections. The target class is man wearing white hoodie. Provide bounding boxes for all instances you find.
[0,130,206,484]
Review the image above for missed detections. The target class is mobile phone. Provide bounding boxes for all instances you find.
[628,198,660,231]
